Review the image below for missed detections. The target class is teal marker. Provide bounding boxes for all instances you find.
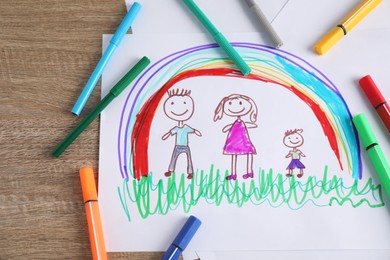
[52,56,150,158]
[182,0,251,76]
[353,113,390,200]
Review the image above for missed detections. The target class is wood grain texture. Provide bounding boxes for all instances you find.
[0,1,164,259]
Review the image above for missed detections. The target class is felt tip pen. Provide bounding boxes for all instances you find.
[359,75,390,134]
[52,56,150,158]
[353,114,390,200]
[314,0,382,55]
[182,0,251,76]
[71,2,142,116]
[162,215,201,260]
[79,168,107,260]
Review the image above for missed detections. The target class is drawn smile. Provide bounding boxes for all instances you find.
[290,140,301,144]
[171,109,188,116]
[228,108,245,114]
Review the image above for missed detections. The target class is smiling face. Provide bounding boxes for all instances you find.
[164,94,194,121]
[223,97,252,117]
[283,132,304,148]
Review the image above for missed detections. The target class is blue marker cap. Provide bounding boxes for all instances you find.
[111,2,142,46]
[162,215,201,260]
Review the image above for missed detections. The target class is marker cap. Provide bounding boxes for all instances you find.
[359,75,386,108]
[172,215,201,250]
[162,215,201,260]
[79,167,98,203]
[352,113,378,148]
[111,2,142,45]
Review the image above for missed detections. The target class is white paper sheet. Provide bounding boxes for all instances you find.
[99,1,390,259]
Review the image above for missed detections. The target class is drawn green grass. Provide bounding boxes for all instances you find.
[118,165,384,221]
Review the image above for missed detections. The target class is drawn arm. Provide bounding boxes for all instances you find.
[300,150,306,157]
[285,151,292,158]
[194,129,202,137]
[245,122,258,128]
[222,124,233,133]
[161,131,171,140]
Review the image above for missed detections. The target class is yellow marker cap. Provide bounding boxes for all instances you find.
[314,27,345,55]
[79,167,98,203]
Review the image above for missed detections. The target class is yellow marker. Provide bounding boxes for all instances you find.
[314,0,382,55]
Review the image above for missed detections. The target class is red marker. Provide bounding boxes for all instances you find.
[359,75,390,133]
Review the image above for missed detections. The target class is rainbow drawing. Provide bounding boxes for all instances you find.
[116,42,362,181]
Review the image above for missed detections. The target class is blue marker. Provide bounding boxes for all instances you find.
[71,2,142,116]
[162,215,201,260]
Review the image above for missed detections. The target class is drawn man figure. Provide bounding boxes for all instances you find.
[283,129,306,178]
[162,89,201,179]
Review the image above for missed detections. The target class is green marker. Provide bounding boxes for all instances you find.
[182,0,251,76]
[52,56,150,158]
[353,113,390,200]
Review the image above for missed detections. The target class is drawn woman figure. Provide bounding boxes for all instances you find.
[214,94,258,180]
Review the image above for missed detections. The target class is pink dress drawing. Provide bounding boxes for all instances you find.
[223,120,256,155]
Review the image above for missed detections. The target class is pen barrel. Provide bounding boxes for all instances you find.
[213,33,251,76]
[341,0,382,32]
[367,146,390,201]
[71,43,117,116]
[52,56,150,157]
[52,94,115,157]
[249,4,283,48]
[85,202,107,260]
[110,56,150,96]
[182,0,218,34]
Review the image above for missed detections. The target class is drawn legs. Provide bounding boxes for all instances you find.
[226,155,238,180]
[165,145,194,179]
[226,154,255,180]
[243,154,254,179]
[286,159,305,178]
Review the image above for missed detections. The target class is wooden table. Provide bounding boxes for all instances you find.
[0,0,163,259]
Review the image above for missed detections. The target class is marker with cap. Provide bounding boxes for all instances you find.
[353,114,390,200]
[182,0,251,76]
[314,0,382,55]
[162,215,201,260]
[79,167,107,260]
[359,75,390,134]
[71,2,142,116]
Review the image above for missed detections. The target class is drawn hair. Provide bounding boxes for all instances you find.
[284,129,303,136]
[213,94,258,122]
[167,88,191,97]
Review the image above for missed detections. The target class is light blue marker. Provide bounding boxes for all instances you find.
[71,2,142,116]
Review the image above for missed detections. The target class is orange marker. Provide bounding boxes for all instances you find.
[79,168,107,260]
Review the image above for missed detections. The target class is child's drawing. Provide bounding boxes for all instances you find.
[99,34,390,255]
[114,41,382,218]
[162,89,202,179]
[284,129,306,178]
[214,94,258,180]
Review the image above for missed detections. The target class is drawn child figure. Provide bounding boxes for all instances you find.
[162,89,202,179]
[214,94,258,180]
[283,129,306,178]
